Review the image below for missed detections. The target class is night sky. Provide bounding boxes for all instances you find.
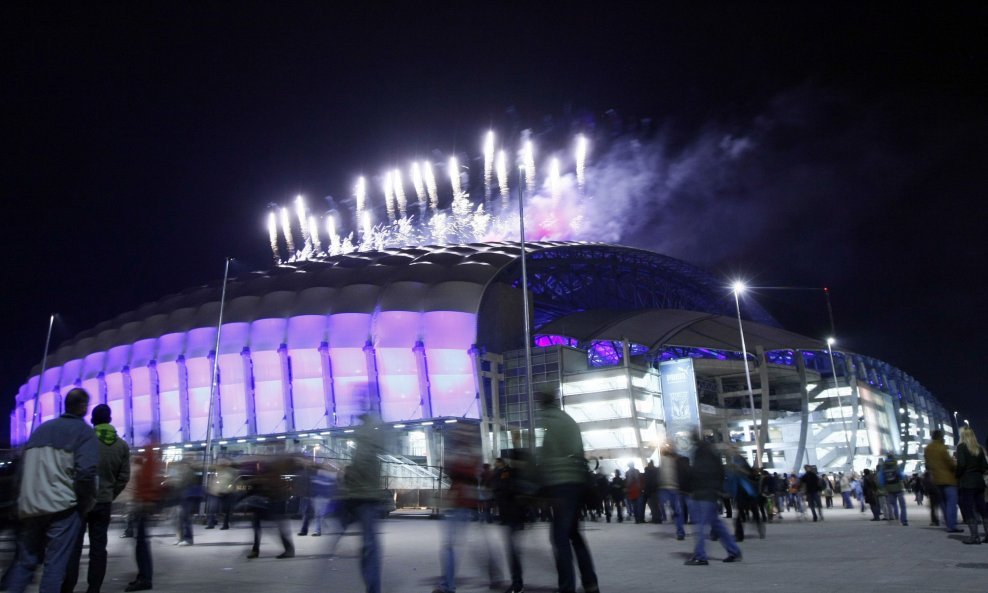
[2,4,986,445]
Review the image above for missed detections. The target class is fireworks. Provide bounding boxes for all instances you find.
[423,161,439,212]
[263,129,594,260]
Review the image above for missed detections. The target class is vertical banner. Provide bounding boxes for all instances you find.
[659,358,701,456]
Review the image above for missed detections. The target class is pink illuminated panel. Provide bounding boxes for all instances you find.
[423,311,478,418]
[329,348,369,426]
[81,378,101,420]
[185,357,212,441]
[290,349,327,431]
[218,353,248,438]
[104,372,127,438]
[157,361,182,444]
[130,366,154,445]
[377,348,420,422]
[253,350,287,434]
[38,391,58,424]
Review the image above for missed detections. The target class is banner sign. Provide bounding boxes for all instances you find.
[659,358,701,456]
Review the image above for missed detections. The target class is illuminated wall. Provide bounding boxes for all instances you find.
[12,311,479,446]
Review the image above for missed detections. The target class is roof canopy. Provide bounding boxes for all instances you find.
[537,309,827,353]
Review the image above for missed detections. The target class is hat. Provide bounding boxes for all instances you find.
[91,404,111,425]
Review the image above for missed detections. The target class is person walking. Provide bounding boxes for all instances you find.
[343,413,388,593]
[625,463,644,524]
[800,465,824,522]
[205,459,237,530]
[5,388,99,593]
[125,435,164,592]
[492,456,526,593]
[684,432,741,565]
[955,426,988,544]
[921,470,942,526]
[537,389,599,593]
[608,469,625,523]
[246,456,295,559]
[658,443,688,540]
[878,452,908,526]
[862,469,881,521]
[925,430,963,533]
[62,404,130,593]
[644,460,660,524]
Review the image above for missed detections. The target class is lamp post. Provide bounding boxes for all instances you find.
[826,337,853,469]
[202,257,233,494]
[953,411,959,442]
[29,313,57,435]
[732,282,760,465]
[518,161,536,453]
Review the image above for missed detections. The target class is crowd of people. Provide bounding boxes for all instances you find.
[1,386,986,593]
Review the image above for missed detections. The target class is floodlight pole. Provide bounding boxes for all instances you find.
[826,338,853,470]
[733,287,761,467]
[202,257,232,493]
[518,165,536,453]
[29,313,56,435]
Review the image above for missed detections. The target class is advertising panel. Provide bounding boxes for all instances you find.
[659,358,701,456]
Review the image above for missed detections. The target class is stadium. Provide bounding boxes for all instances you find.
[10,241,952,479]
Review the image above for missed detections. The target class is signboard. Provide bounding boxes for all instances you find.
[659,358,701,456]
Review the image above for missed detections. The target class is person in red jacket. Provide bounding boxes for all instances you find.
[125,435,163,592]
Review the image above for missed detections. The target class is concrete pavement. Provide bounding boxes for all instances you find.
[2,505,986,593]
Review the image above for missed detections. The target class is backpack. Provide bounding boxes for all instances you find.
[882,462,900,485]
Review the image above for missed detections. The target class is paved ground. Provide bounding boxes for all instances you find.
[2,505,987,593]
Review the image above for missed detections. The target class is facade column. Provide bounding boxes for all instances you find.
[242,348,257,435]
[845,356,861,468]
[622,339,646,467]
[363,340,382,417]
[97,372,108,405]
[485,353,504,456]
[756,345,771,467]
[148,360,161,442]
[414,341,434,419]
[122,366,135,445]
[468,345,492,462]
[177,356,191,443]
[793,351,810,473]
[278,344,295,433]
[319,342,337,427]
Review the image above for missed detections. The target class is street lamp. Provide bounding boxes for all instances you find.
[732,282,760,465]
[826,337,853,469]
[953,411,960,441]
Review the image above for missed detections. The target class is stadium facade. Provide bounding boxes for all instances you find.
[10,242,952,474]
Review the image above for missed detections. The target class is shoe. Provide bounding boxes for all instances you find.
[948,528,965,533]
[219,526,229,530]
[311,532,321,536]
[176,540,192,546]
[723,553,743,563]
[297,532,307,536]
[276,551,295,559]
[684,557,709,566]
[246,550,259,559]
[676,534,685,540]
[901,522,908,526]
[123,581,152,592]
[205,525,215,529]
[962,537,981,545]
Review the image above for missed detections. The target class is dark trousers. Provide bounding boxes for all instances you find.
[134,511,153,584]
[251,510,293,555]
[206,494,232,528]
[63,502,112,593]
[546,483,598,593]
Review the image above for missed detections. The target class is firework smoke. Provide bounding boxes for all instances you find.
[576,134,588,193]
[523,140,536,193]
[423,161,439,212]
[549,158,561,198]
[496,149,509,209]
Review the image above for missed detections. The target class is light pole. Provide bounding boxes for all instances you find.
[29,313,57,434]
[732,282,760,465]
[953,411,959,442]
[518,160,536,453]
[202,257,233,494]
[826,337,854,469]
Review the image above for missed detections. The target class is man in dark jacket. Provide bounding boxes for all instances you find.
[538,389,599,593]
[644,460,659,523]
[7,388,99,593]
[684,432,741,565]
[63,404,131,593]
[800,465,824,522]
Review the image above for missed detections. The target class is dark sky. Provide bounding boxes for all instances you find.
[2,3,987,445]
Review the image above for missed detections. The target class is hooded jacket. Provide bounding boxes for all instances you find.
[93,423,131,504]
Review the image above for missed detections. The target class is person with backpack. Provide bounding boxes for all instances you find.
[878,453,908,526]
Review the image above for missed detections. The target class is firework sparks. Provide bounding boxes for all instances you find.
[361,210,373,245]
[295,195,310,250]
[523,140,536,193]
[410,162,426,212]
[575,134,588,193]
[496,149,509,209]
[308,215,322,253]
[280,207,296,255]
[383,171,396,222]
[267,211,280,263]
[448,156,462,197]
[325,214,339,255]
[423,161,439,212]
[393,169,407,218]
[483,130,495,204]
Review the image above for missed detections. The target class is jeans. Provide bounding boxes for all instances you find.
[545,484,598,593]
[353,501,382,593]
[176,498,195,543]
[135,511,153,583]
[63,501,112,593]
[7,508,84,593]
[646,491,661,523]
[659,489,685,537]
[691,499,740,561]
[806,492,823,521]
[885,491,907,524]
[250,510,293,555]
[206,494,232,529]
[939,485,959,530]
[439,507,472,592]
[841,491,852,508]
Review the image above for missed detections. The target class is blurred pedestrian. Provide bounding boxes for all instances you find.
[492,456,526,593]
[205,459,237,530]
[644,460,659,523]
[608,470,625,523]
[625,462,644,523]
[62,404,130,593]
[537,389,599,593]
[246,456,295,559]
[343,413,388,593]
[878,453,908,526]
[800,465,824,522]
[684,432,741,565]
[659,443,688,539]
[924,429,963,533]
[955,426,988,544]
[862,469,881,521]
[5,388,98,593]
[125,434,164,592]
